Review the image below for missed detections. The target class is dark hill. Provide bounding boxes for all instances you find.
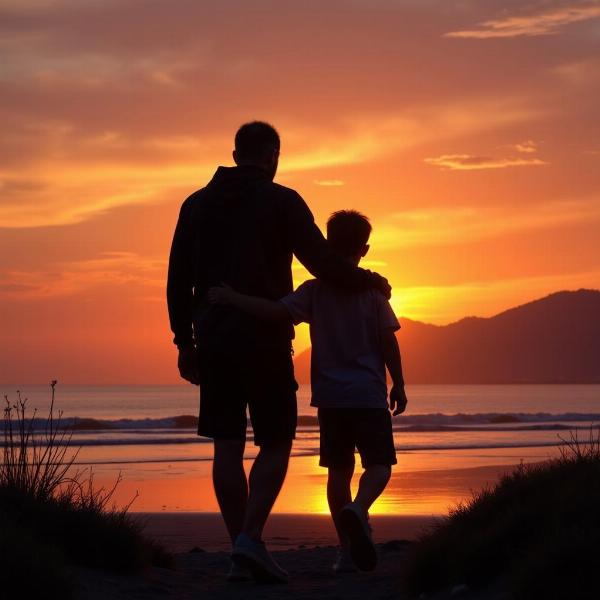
[293,289,600,384]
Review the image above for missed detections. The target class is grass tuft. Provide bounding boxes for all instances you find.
[1,382,173,598]
[403,427,600,600]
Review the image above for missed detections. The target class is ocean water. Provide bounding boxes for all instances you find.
[3,383,599,463]
[3,383,598,513]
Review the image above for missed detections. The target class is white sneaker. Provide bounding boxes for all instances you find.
[339,502,377,571]
[227,560,252,582]
[231,533,289,583]
[333,547,357,573]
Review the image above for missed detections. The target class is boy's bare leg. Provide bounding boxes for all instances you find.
[242,440,293,541]
[327,465,354,545]
[354,465,392,513]
[213,440,248,544]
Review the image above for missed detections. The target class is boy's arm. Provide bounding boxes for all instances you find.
[380,328,408,415]
[208,285,289,321]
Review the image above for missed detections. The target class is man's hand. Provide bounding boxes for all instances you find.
[389,384,407,416]
[208,283,236,305]
[178,346,199,385]
[371,272,392,300]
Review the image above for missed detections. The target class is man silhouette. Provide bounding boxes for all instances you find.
[167,121,390,582]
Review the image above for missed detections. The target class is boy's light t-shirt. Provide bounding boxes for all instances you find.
[279,279,400,409]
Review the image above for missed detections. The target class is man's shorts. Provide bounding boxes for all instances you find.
[317,407,397,468]
[197,347,298,446]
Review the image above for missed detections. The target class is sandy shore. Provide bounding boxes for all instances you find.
[137,512,439,552]
[72,514,510,599]
[73,542,507,599]
[72,514,426,599]
[74,541,412,599]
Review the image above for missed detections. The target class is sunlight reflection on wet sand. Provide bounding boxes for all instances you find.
[91,445,562,515]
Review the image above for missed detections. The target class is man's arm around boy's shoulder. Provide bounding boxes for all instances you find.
[381,328,408,416]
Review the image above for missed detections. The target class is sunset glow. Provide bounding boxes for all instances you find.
[1,0,599,383]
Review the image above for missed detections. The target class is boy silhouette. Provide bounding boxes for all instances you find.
[209,210,407,572]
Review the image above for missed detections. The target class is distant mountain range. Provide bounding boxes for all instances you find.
[293,289,600,384]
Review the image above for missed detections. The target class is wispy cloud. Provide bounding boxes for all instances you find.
[0,101,541,228]
[514,140,538,153]
[552,58,600,86]
[372,200,600,249]
[424,154,546,170]
[0,252,166,298]
[313,179,345,186]
[446,3,600,39]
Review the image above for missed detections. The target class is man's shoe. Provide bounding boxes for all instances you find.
[339,502,377,571]
[226,560,252,582]
[231,533,289,584]
[332,547,357,573]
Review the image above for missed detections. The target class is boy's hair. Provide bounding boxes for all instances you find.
[234,121,280,162]
[326,210,372,257]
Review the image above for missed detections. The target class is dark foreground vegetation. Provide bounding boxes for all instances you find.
[404,429,600,600]
[0,382,172,599]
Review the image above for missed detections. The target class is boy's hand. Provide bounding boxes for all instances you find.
[389,384,407,416]
[208,283,236,305]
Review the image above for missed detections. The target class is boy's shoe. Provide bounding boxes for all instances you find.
[339,502,377,571]
[333,547,358,573]
[226,560,253,582]
[231,533,289,584]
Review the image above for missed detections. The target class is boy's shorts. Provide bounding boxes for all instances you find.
[317,407,397,468]
[197,347,298,446]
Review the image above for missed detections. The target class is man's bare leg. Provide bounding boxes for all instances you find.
[242,440,293,541]
[213,439,247,544]
[327,466,354,546]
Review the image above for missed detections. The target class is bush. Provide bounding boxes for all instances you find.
[0,512,73,599]
[0,382,173,593]
[403,428,600,600]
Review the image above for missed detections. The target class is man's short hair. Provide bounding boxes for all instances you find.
[234,121,280,162]
[326,210,372,256]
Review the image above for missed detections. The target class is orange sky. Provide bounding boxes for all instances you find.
[1,0,600,384]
